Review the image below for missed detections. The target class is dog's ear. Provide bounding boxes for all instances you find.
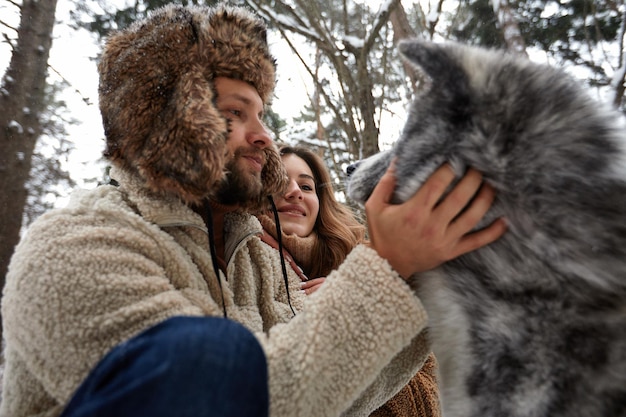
[398,40,472,125]
[398,40,458,83]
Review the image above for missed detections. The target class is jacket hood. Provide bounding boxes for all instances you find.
[98,2,287,207]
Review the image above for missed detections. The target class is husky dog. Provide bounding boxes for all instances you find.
[347,40,626,417]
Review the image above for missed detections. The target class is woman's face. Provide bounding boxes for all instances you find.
[274,154,320,237]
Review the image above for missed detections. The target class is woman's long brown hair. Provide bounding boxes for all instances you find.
[279,145,366,278]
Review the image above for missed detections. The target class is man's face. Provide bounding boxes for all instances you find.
[213,77,272,205]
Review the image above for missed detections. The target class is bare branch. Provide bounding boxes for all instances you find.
[1,19,19,33]
[5,0,21,9]
[364,0,400,54]
[47,64,93,106]
[272,22,357,141]
[244,0,327,45]
[2,32,16,51]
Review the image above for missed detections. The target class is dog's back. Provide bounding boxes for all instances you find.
[348,41,626,417]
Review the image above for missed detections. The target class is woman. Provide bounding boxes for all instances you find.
[257,145,441,417]
[257,145,364,293]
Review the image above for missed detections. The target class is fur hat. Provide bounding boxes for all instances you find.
[98,2,287,207]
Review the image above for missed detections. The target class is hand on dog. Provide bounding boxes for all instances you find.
[365,162,507,279]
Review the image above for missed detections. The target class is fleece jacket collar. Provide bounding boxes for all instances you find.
[109,165,263,264]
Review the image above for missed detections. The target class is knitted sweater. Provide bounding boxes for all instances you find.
[370,353,442,417]
[1,167,431,417]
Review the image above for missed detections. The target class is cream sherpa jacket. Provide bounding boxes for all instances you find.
[1,167,430,417]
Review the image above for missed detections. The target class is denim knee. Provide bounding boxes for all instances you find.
[146,316,266,372]
[61,316,269,417]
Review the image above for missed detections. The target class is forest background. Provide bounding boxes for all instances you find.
[0,0,624,340]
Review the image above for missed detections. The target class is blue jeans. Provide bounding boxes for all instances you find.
[60,316,269,417]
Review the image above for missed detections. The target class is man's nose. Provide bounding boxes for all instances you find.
[248,120,272,148]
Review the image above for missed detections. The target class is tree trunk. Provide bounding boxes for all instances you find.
[612,6,626,109]
[244,0,400,161]
[492,0,528,57]
[390,2,421,94]
[0,0,58,332]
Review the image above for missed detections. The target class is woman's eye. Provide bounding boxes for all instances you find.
[230,109,241,117]
[300,184,314,192]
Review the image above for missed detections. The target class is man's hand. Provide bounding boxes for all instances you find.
[365,162,507,279]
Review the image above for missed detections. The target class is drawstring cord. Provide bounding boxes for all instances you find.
[268,195,297,317]
[203,198,296,319]
[205,203,228,318]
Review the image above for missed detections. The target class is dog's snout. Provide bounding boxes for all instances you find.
[346,162,360,177]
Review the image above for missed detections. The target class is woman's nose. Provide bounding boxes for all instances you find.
[284,180,302,200]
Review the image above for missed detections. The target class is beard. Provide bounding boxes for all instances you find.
[213,148,265,206]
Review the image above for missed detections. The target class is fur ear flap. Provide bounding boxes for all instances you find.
[262,145,289,197]
[137,66,228,205]
[243,145,290,212]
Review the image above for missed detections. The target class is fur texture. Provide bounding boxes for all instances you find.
[347,40,626,417]
[98,3,287,208]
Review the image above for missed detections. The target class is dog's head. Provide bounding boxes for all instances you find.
[347,40,625,209]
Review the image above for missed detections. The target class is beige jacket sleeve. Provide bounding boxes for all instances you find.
[1,187,211,405]
[259,245,430,417]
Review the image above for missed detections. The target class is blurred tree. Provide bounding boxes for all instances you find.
[23,81,77,227]
[520,0,624,107]
[71,0,217,39]
[450,0,505,46]
[451,0,624,106]
[493,0,527,55]
[0,0,59,330]
[389,1,422,92]
[245,0,407,163]
[264,106,288,142]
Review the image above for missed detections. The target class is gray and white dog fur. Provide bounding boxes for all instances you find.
[347,40,626,417]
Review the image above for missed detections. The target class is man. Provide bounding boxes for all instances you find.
[1,3,506,417]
